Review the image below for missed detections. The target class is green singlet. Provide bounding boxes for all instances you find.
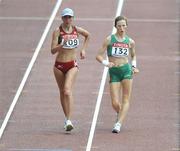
[107,34,133,83]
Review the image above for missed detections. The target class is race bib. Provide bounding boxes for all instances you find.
[111,43,129,57]
[62,34,79,49]
[63,38,79,49]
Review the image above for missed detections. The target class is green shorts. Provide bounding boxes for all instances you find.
[109,63,133,83]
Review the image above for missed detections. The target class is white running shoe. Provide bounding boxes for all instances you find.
[112,122,121,133]
[64,120,74,131]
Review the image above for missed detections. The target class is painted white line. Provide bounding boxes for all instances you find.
[9,149,71,151]
[129,18,180,23]
[0,0,62,139]
[175,71,180,74]
[0,16,111,21]
[172,148,180,151]
[91,91,109,95]
[85,1,124,151]
[0,16,50,21]
[0,16,179,23]
[173,123,180,127]
[77,18,180,23]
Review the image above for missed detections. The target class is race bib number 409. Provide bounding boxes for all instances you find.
[111,43,129,57]
[63,38,80,49]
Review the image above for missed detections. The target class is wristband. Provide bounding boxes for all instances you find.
[102,60,109,66]
[132,60,137,68]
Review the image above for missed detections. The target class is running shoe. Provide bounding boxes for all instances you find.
[64,120,74,131]
[112,122,121,133]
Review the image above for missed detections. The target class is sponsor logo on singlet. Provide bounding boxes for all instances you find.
[111,42,129,57]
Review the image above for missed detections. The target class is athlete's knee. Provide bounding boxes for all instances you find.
[63,88,72,96]
[122,95,130,102]
[111,100,121,112]
[111,100,120,108]
[122,98,130,107]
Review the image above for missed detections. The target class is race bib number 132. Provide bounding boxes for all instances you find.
[112,47,129,57]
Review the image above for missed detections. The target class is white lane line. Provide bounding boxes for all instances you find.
[76,18,180,23]
[173,123,180,127]
[9,149,71,151]
[172,148,180,151]
[85,0,124,151]
[129,18,180,23]
[175,71,180,74]
[0,16,179,23]
[0,0,63,139]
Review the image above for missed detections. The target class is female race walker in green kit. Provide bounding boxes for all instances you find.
[51,8,90,132]
[96,16,139,133]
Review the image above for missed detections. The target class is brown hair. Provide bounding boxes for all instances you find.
[114,16,128,27]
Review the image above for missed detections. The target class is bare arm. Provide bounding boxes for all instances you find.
[51,28,63,55]
[130,39,139,73]
[96,36,114,67]
[76,27,90,59]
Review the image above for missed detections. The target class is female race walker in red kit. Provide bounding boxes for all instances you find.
[51,8,90,131]
[96,16,139,133]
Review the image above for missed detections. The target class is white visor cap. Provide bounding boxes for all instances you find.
[61,8,74,17]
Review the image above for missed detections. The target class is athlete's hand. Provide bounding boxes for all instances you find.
[132,67,139,74]
[58,38,66,48]
[107,62,115,68]
[80,50,86,59]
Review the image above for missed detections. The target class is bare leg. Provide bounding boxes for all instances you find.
[53,67,68,117]
[63,67,78,120]
[110,82,122,118]
[118,79,133,124]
